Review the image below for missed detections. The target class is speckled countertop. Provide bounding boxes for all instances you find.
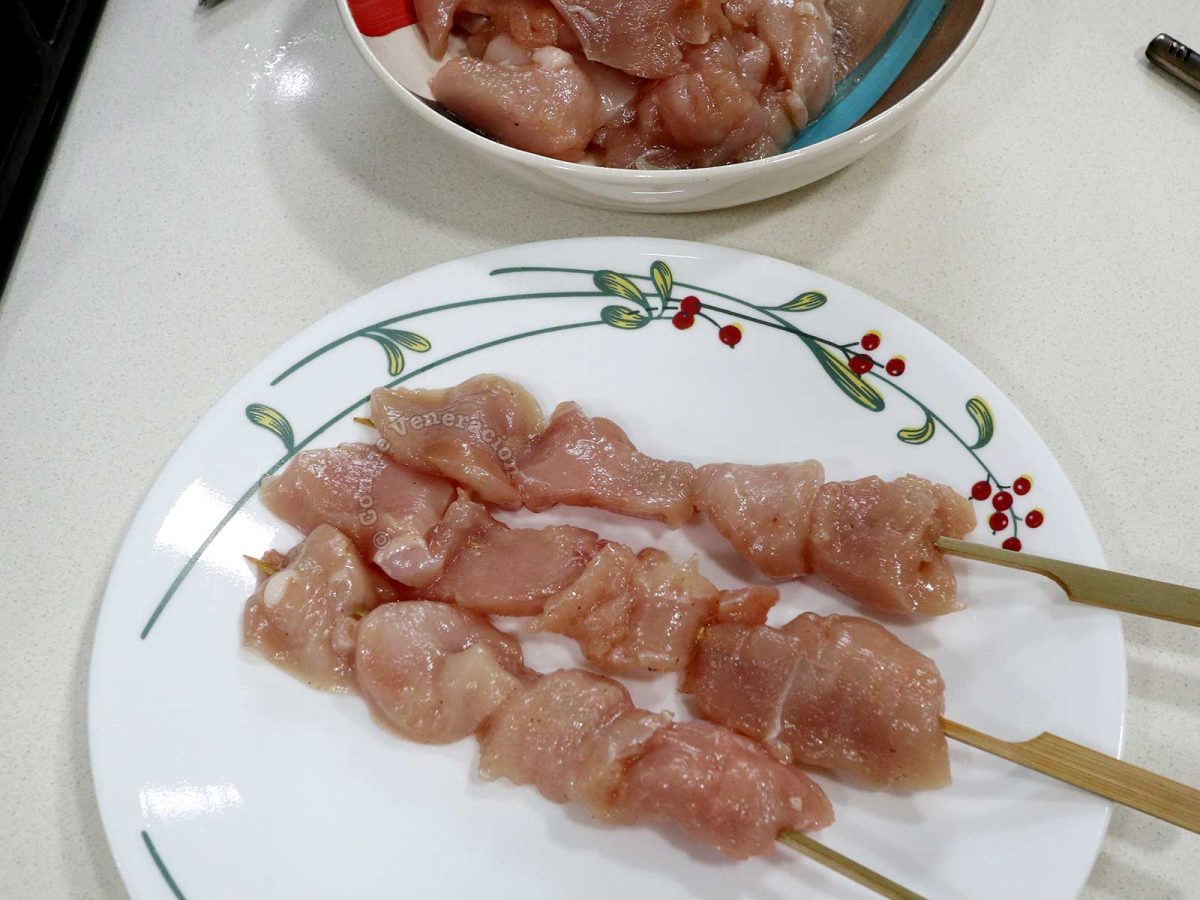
[1,0,1197,896]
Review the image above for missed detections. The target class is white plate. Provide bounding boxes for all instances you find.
[89,238,1124,899]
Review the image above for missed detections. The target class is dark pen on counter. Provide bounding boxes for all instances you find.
[1146,34,1200,93]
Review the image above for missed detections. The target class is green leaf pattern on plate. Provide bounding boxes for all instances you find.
[966,397,995,449]
[802,338,886,412]
[245,403,295,452]
[594,270,652,316]
[601,305,650,330]
[777,291,827,312]
[363,327,432,376]
[898,414,936,445]
[649,260,673,316]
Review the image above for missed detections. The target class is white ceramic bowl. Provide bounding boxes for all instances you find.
[336,1,994,212]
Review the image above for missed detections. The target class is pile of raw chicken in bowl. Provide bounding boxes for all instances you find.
[338,0,992,211]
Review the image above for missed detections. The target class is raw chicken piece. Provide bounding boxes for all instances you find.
[479,668,638,801]
[725,0,836,123]
[596,0,834,168]
[571,707,673,815]
[597,36,775,168]
[578,59,644,127]
[614,720,834,857]
[416,0,464,57]
[418,0,577,58]
[809,475,976,615]
[482,33,535,65]
[517,401,697,526]
[244,525,401,691]
[370,375,545,509]
[652,39,771,149]
[473,0,581,50]
[480,669,832,857]
[548,0,728,78]
[419,487,497,568]
[419,492,602,615]
[696,460,825,579]
[682,613,950,789]
[430,50,604,160]
[259,443,456,588]
[594,12,831,170]
[826,0,909,77]
[530,544,720,672]
[355,601,528,743]
[410,0,886,167]
[715,585,779,625]
[412,489,774,658]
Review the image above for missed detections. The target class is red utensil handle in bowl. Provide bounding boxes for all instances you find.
[348,0,417,37]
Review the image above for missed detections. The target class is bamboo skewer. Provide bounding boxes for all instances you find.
[778,831,926,900]
[244,554,282,576]
[783,718,1200,898]
[941,718,1200,834]
[936,537,1200,627]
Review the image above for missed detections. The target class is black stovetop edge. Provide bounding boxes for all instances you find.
[0,0,109,299]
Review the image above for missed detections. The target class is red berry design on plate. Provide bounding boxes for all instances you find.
[860,331,881,351]
[672,312,694,330]
[1013,476,1032,495]
[718,324,742,347]
[992,491,1013,511]
[849,354,873,375]
[886,357,906,376]
[1002,537,1022,552]
[970,480,992,501]
[679,295,701,315]
[1025,509,1044,528]
[989,512,1009,531]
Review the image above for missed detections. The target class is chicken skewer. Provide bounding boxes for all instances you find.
[256,443,1200,810]
[364,378,975,617]
[250,467,1200,835]
[688,618,1200,834]
[366,376,1199,625]
[242,552,925,897]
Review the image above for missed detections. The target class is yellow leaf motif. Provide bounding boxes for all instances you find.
[778,291,827,312]
[374,336,406,376]
[365,328,432,376]
[594,270,651,315]
[389,330,432,352]
[245,403,295,451]
[600,305,649,329]
[804,340,885,412]
[898,415,936,445]
[966,397,995,449]
[650,261,673,313]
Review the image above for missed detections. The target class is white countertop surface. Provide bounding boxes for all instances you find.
[2,0,1198,896]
